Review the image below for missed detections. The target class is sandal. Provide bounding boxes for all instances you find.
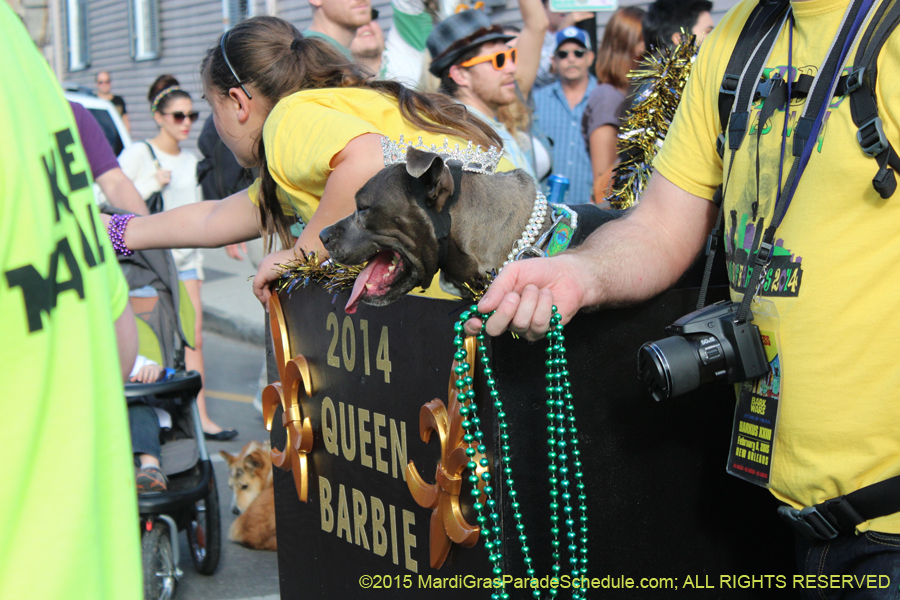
[136,466,168,493]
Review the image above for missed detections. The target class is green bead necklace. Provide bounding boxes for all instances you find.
[452,305,589,600]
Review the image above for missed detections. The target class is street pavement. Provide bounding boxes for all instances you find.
[173,249,278,599]
[200,247,267,346]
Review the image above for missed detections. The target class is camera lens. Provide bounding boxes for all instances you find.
[637,334,726,401]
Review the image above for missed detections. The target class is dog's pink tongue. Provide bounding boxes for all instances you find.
[344,258,381,314]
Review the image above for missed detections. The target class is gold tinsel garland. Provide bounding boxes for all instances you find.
[273,251,494,301]
[273,251,363,295]
[606,35,699,209]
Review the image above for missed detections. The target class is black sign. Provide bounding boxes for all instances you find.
[268,283,795,599]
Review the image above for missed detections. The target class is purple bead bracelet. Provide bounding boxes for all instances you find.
[108,213,137,257]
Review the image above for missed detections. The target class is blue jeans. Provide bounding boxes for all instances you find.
[795,531,900,599]
[128,402,161,463]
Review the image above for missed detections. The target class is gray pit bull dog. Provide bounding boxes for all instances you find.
[319,147,621,314]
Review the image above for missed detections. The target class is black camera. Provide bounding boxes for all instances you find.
[637,300,769,402]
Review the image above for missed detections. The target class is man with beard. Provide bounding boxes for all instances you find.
[427,9,536,177]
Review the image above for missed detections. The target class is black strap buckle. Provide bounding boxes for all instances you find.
[778,505,840,541]
[858,117,889,157]
[720,73,740,96]
[845,67,865,93]
[704,231,719,256]
[755,73,782,101]
[756,240,773,267]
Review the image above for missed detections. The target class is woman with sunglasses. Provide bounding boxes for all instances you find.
[118,74,237,441]
[106,17,509,310]
[581,6,645,204]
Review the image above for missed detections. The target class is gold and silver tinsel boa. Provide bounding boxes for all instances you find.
[274,252,493,301]
[606,35,699,209]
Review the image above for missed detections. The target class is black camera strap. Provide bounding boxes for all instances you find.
[698,4,790,310]
[730,0,875,324]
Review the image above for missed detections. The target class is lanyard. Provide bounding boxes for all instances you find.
[728,0,876,322]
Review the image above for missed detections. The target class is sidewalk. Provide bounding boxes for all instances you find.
[200,247,266,346]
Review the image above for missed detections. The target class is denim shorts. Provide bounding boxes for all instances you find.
[129,269,199,298]
[178,268,199,282]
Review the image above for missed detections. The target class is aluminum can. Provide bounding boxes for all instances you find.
[547,174,570,204]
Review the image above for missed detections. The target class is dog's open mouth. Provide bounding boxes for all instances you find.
[345,250,409,314]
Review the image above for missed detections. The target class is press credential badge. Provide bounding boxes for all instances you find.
[727,298,782,487]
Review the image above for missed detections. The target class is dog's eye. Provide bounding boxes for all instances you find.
[241,484,249,490]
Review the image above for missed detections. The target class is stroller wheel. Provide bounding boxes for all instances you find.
[187,468,222,574]
[142,521,177,600]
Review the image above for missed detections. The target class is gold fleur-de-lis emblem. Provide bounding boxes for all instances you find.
[262,293,315,502]
[406,336,487,569]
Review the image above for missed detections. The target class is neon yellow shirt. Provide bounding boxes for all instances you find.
[655,0,900,533]
[0,4,141,598]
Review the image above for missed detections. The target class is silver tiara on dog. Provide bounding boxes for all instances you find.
[382,136,503,175]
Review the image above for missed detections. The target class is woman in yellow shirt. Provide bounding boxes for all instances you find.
[111,16,504,306]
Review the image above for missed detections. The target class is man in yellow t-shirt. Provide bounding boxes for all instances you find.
[471,0,900,589]
[0,4,142,599]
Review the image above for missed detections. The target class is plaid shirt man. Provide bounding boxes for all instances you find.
[533,75,597,204]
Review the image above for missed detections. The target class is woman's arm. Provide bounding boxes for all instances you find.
[252,133,387,305]
[95,167,151,215]
[589,124,618,202]
[515,0,550,97]
[122,188,260,251]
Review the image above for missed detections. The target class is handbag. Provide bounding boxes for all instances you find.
[142,142,165,214]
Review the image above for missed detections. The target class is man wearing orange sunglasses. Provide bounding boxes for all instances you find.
[427,9,536,178]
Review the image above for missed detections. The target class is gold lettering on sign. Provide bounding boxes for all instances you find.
[319,476,334,532]
[372,495,387,557]
[406,336,485,569]
[336,483,352,542]
[262,293,314,502]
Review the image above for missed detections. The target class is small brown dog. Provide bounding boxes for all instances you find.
[220,441,277,551]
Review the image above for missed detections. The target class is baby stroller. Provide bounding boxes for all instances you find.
[116,226,222,600]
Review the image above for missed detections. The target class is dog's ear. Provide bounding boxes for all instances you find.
[244,450,265,471]
[220,450,237,466]
[406,147,454,206]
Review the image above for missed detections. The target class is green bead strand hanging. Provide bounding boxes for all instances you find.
[452,305,590,599]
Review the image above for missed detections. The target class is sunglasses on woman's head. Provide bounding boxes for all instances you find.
[556,49,586,60]
[459,47,517,70]
[163,111,200,124]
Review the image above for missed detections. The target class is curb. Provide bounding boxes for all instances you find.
[202,306,265,347]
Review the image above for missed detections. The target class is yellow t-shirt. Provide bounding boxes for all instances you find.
[655,0,900,533]
[0,4,141,598]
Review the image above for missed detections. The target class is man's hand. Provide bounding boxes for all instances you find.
[464,254,588,340]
